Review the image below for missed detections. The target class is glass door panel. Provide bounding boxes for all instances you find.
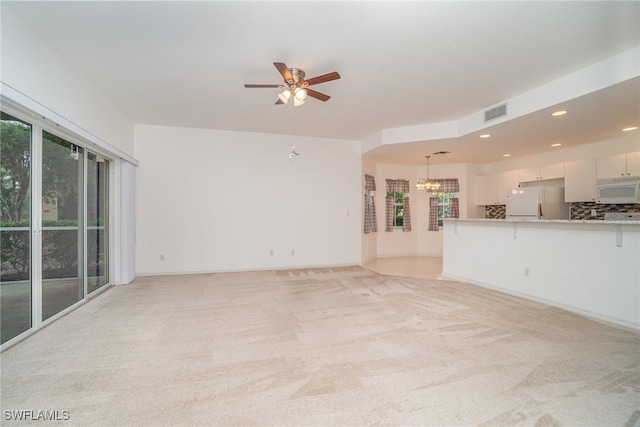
[41,131,83,321]
[0,112,33,344]
[87,152,109,293]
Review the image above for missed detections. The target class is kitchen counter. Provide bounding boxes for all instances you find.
[445,218,640,225]
[442,218,640,330]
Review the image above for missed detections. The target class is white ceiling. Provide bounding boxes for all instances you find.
[3,1,639,165]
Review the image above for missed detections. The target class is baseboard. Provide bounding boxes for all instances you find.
[136,262,363,277]
[443,272,640,332]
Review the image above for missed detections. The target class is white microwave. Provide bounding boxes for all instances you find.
[596,176,640,204]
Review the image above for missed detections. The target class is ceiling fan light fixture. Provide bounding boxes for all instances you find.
[245,62,340,106]
[278,90,291,104]
[294,87,307,101]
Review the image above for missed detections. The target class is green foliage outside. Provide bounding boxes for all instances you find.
[1,117,106,281]
[1,118,31,224]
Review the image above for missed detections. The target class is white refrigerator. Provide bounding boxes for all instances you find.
[505,186,569,219]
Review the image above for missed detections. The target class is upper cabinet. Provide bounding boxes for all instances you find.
[597,152,640,179]
[477,174,497,206]
[518,163,564,182]
[476,151,638,205]
[565,158,596,202]
[629,152,640,176]
[477,170,519,205]
[497,170,519,204]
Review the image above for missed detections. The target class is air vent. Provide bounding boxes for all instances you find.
[433,151,450,155]
[484,103,507,123]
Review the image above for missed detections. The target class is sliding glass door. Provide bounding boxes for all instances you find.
[87,152,109,293]
[0,113,33,343]
[1,110,112,346]
[41,131,84,321]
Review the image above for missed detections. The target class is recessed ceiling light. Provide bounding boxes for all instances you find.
[623,126,638,132]
[552,110,567,116]
[503,153,511,157]
[480,134,491,138]
[551,143,562,147]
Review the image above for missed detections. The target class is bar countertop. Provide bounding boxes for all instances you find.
[443,218,640,225]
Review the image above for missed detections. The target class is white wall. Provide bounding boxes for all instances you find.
[443,221,640,330]
[134,125,361,275]
[465,163,486,219]
[0,7,134,156]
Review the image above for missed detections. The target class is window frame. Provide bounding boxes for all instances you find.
[387,190,405,228]
[432,191,456,227]
[0,104,117,351]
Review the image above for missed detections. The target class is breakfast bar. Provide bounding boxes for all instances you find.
[442,218,640,330]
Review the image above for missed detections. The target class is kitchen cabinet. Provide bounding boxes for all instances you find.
[597,152,640,178]
[476,170,519,205]
[565,158,596,202]
[629,152,640,176]
[477,174,497,205]
[497,170,519,204]
[597,154,625,178]
[518,163,564,182]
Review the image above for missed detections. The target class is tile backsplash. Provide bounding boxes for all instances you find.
[570,202,640,220]
[485,205,506,219]
[483,202,639,220]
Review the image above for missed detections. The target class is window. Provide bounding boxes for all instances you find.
[427,179,459,232]
[433,192,456,226]
[387,191,404,227]
[1,112,33,343]
[385,179,411,232]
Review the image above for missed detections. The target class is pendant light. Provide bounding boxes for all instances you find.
[415,155,441,191]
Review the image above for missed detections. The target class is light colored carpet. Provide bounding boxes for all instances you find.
[1,266,639,426]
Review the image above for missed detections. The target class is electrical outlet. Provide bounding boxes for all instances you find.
[269,250,274,256]
[291,250,295,256]
[160,254,165,261]
[524,267,530,277]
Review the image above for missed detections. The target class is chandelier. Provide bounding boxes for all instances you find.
[415,155,441,191]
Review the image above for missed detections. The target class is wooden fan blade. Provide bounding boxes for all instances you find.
[273,62,292,82]
[306,89,331,102]
[275,98,284,105]
[304,71,340,86]
[244,84,281,88]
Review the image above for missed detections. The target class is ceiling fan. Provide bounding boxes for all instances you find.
[244,62,340,106]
